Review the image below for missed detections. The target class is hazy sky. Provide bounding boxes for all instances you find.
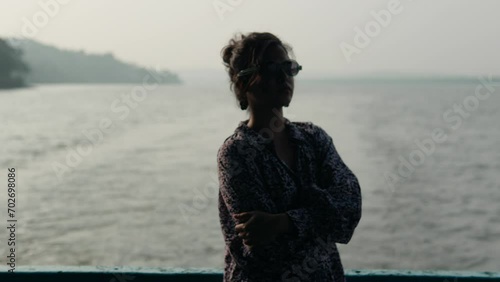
[1,0,499,77]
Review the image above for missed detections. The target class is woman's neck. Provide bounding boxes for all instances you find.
[247,106,287,137]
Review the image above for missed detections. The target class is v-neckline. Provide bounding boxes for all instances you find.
[269,141,299,178]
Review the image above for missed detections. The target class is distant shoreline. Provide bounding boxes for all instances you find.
[5,38,182,86]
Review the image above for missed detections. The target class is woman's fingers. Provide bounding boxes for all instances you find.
[233,212,253,222]
[238,232,249,239]
[235,223,245,233]
[243,238,254,247]
[235,215,256,233]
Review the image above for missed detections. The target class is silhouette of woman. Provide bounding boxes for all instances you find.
[217,32,362,282]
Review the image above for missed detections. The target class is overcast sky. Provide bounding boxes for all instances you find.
[1,0,499,77]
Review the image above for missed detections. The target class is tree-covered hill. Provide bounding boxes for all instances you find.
[0,38,29,89]
[5,38,181,85]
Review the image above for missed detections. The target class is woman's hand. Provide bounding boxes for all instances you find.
[233,211,292,249]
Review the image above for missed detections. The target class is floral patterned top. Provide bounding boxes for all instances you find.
[217,118,362,282]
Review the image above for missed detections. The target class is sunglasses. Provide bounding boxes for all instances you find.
[237,60,303,78]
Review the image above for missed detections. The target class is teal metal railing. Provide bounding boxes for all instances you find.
[0,267,499,281]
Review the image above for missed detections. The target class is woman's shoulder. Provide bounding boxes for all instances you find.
[217,132,255,163]
[291,120,331,144]
[217,134,239,157]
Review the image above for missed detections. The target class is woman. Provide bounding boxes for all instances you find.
[217,32,362,282]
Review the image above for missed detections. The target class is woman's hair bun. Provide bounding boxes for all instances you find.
[220,32,293,111]
[222,42,235,66]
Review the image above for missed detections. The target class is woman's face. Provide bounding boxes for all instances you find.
[248,44,294,109]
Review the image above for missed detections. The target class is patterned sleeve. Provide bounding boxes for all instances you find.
[217,141,264,214]
[217,141,282,272]
[286,124,362,244]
